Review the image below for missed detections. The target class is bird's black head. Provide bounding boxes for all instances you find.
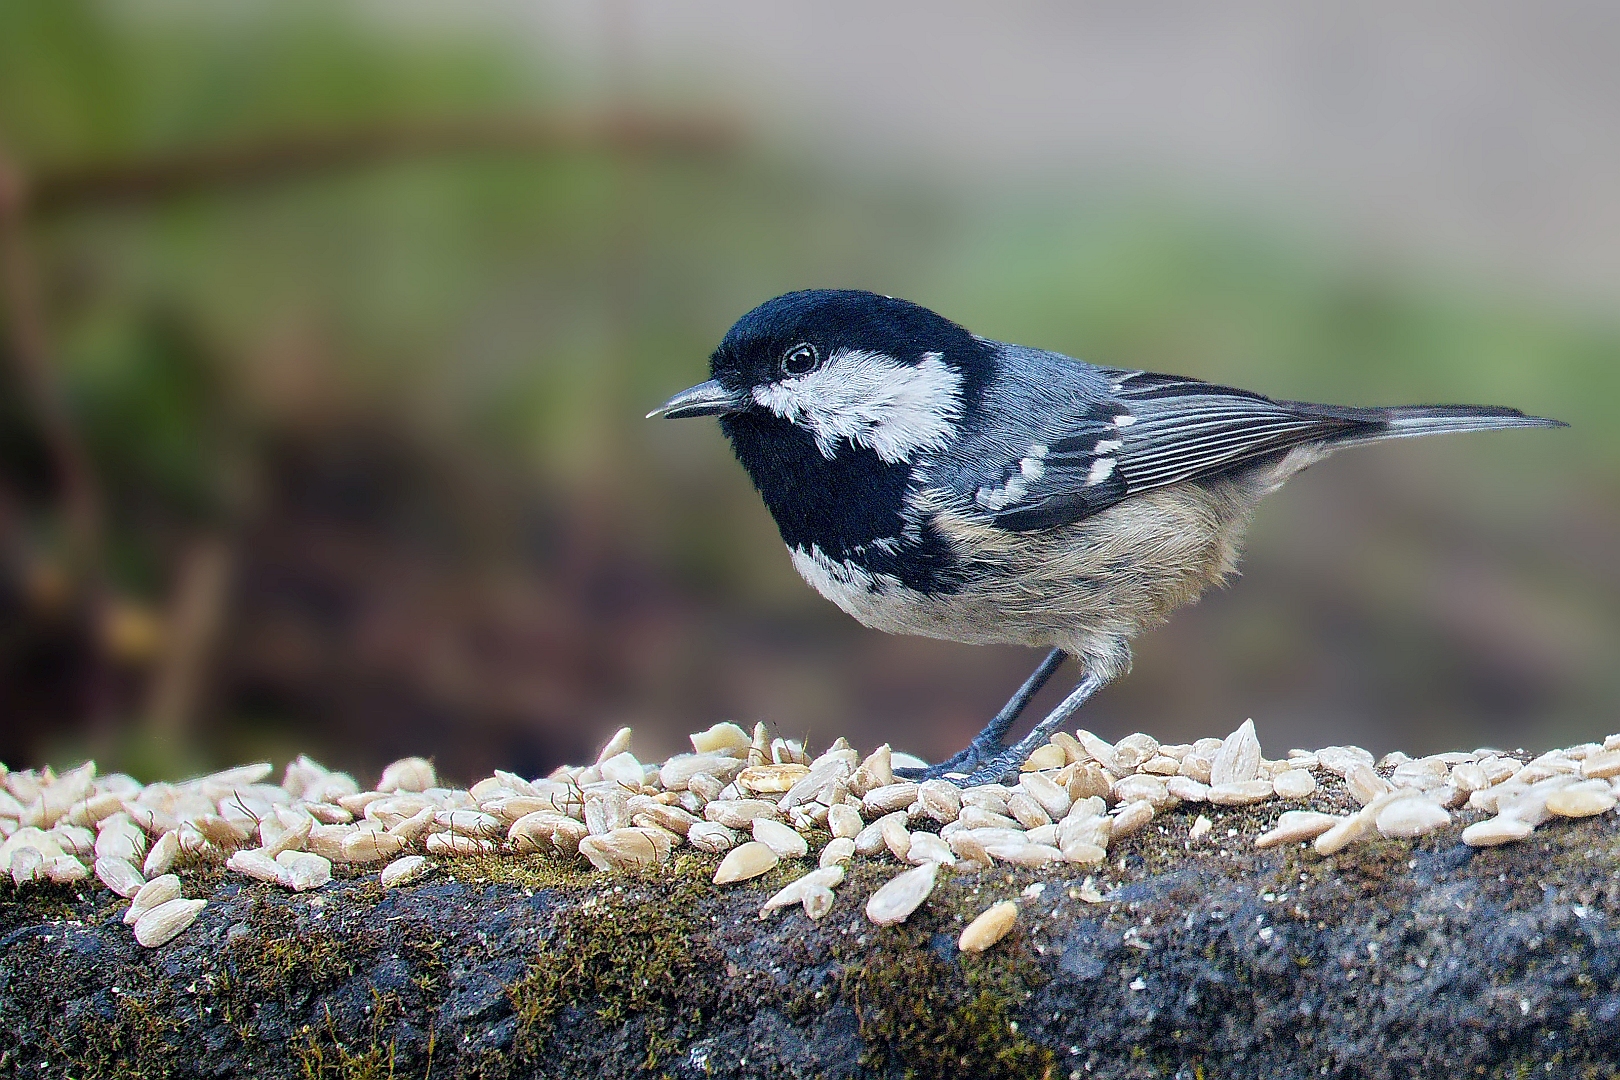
[695,289,992,463]
[649,291,988,581]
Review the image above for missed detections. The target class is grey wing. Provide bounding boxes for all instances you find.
[984,369,1382,532]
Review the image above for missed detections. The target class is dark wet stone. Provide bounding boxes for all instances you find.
[1,810,1617,1079]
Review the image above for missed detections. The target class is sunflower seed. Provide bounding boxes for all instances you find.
[714,840,779,884]
[1076,730,1118,771]
[1443,762,1486,793]
[1016,772,1070,820]
[579,827,671,871]
[1580,751,1620,780]
[1048,731,1085,764]
[424,833,496,856]
[753,817,809,859]
[276,850,332,891]
[958,901,1018,954]
[1060,841,1107,865]
[687,820,740,854]
[142,831,179,877]
[381,854,432,887]
[435,809,504,839]
[865,861,938,926]
[759,865,845,917]
[1139,755,1182,776]
[134,897,206,948]
[1345,764,1392,806]
[1206,780,1274,806]
[1462,815,1536,847]
[1313,810,1375,855]
[1255,811,1340,849]
[703,799,782,829]
[1177,755,1214,783]
[960,786,1011,812]
[959,805,1022,831]
[819,836,856,869]
[1058,813,1111,852]
[225,845,284,884]
[1165,776,1210,802]
[905,831,955,866]
[1065,762,1115,801]
[863,782,920,816]
[1022,744,1068,771]
[1023,823,1058,847]
[690,722,751,755]
[389,805,437,842]
[1316,745,1375,778]
[660,753,746,791]
[779,755,853,809]
[123,874,184,926]
[801,885,836,920]
[848,745,894,797]
[1271,770,1317,800]
[1374,796,1451,839]
[43,854,87,883]
[736,765,810,795]
[985,842,1062,868]
[261,815,312,858]
[880,815,912,861]
[827,803,865,839]
[94,856,145,898]
[94,826,145,864]
[1210,720,1262,785]
[596,752,645,789]
[1544,784,1616,818]
[631,803,701,837]
[9,846,43,886]
[946,828,988,861]
[1111,800,1155,838]
[377,757,436,794]
[48,824,94,857]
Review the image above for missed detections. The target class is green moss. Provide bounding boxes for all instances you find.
[0,880,83,925]
[296,991,413,1080]
[54,989,184,1080]
[217,894,376,1031]
[808,863,1056,1080]
[838,918,1054,1080]
[503,860,722,1073]
[438,851,595,890]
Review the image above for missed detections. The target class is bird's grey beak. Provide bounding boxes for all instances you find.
[647,379,747,419]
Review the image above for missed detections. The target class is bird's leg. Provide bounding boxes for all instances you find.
[949,669,1109,787]
[895,648,1067,780]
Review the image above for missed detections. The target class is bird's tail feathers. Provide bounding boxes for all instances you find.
[1299,402,1566,448]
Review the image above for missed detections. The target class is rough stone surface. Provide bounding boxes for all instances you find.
[3,805,1619,1079]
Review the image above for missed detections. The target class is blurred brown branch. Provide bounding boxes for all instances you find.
[28,111,739,215]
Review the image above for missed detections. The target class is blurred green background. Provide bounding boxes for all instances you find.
[1,1,1615,784]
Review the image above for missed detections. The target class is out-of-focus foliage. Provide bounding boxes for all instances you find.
[0,1,1614,783]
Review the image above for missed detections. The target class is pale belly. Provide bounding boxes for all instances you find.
[784,474,1283,680]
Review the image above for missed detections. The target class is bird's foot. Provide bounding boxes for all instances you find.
[894,669,1109,789]
[893,733,1007,783]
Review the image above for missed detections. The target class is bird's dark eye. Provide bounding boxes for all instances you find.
[780,343,819,377]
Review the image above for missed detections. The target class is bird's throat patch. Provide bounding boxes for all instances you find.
[751,349,963,464]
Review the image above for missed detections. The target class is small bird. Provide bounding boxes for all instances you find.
[651,289,1564,786]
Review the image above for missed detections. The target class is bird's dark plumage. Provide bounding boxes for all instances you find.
[653,289,1565,783]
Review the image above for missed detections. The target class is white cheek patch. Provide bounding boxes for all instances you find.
[753,349,963,463]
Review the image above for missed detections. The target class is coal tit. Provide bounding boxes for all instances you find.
[651,289,1565,786]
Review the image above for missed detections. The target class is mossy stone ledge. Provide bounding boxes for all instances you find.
[3,804,1618,1079]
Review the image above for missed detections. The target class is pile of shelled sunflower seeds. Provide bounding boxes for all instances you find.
[2,718,1616,956]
